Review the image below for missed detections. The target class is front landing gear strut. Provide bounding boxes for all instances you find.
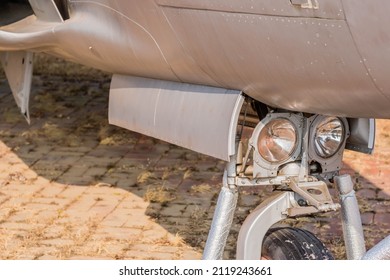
[202,156,238,260]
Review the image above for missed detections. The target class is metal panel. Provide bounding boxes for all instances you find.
[109,75,244,161]
[346,118,375,154]
[28,0,64,22]
[342,0,390,100]
[2,1,390,118]
[160,7,390,118]
[0,51,33,123]
[156,0,345,20]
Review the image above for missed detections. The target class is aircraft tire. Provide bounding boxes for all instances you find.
[262,227,334,260]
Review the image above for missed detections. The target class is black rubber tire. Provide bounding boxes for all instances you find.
[262,227,334,260]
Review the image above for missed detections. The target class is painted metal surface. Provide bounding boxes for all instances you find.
[28,0,64,22]
[1,1,390,118]
[236,192,292,259]
[342,1,390,102]
[109,75,244,161]
[0,51,33,123]
[156,0,345,19]
[346,118,376,154]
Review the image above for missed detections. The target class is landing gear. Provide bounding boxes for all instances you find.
[203,102,390,260]
[262,227,334,260]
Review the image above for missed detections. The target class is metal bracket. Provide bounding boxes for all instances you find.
[291,0,319,10]
[0,51,33,124]
[289,177,339,211]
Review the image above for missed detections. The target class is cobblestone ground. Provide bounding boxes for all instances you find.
[0,55,389,260]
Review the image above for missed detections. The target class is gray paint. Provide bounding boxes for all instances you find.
[109,75,243,161]
[346,118,376,154]
[28,0,64,22]
[236,192,292,259]
[0,51,33,123]
[1,1,390,118]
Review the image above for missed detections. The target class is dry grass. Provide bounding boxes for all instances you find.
[154,233,185,247]
[137,171,156,184]
[179,206,209,248]
[191,183,212,193]
[143,186,176,204]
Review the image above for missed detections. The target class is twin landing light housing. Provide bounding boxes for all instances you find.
[251,113,348,177]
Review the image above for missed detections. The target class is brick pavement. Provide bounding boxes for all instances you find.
[0,55,389,259]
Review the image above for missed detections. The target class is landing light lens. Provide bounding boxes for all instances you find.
[258,119,297,163]
[314,117,344,158]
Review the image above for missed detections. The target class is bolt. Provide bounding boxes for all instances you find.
[298,199,308,206]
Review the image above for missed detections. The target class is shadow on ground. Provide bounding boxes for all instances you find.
[0,55,389,259]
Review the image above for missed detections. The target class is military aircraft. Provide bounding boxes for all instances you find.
[1,0,390,260]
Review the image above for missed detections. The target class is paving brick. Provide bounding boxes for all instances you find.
[7,209,40,222]
[38,183,66,197]
[374,213,390,224]
[356,188,377,200]
[0,222,42,231]
[67,255,115,260]
[122,215,153,229]
[57,186,87,200]
[374,201,390,213]
[38,255,59,260]
[378,190,390,200]
[123,250,174,260]
[40,239,75,247]
[0,196,31,208]
[141,229,173,243]
[65,195,97,212]
[160,204,187,217]
[117,193,148,207]
[179,250,202,260]
[130,244,179,254]
[361,212,375,225]
[88,203,117,218]
[100,217,126,228]
[61,165,89,178]
[84,167,109,178]
[93,227,142,241]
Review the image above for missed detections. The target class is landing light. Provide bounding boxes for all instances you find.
[314,117,344,158]
[258,119,298,163]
